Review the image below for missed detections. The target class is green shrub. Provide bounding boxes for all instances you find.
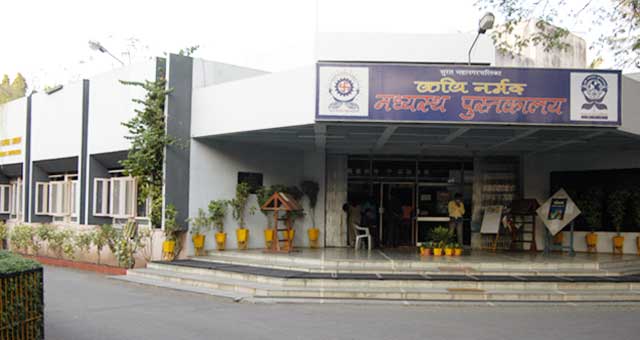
[48,228,76,259]
[10,224,35,254]
[0,221,7,241]
[429,225,453,248]
[0,250,42,273]
[94,225,115,264]
[75,230,94,253]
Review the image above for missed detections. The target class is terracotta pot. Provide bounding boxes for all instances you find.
[454,248,463,256]
[192,234,205,249]
[215,232,227,251]
[553,232,564,245]
[637,236,640,256]
[433,248,443,256]
[420,247,431,256]
[308,228,320,241]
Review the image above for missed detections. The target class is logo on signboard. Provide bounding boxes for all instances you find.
[329,72,361,112]
[570,72,618,123]
[318,66,369,117]
[580,74,608,110]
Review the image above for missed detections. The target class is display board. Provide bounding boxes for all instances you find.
[316,63,621,126]
[536,189,581,235]
[480,205,503,234]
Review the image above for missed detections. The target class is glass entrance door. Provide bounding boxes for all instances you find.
[379,183,415,247]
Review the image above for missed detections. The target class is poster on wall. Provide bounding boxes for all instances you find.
[480,205,503,234]
[537,189,581,235]
[316,63,621,126]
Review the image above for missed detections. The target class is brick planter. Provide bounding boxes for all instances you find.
[23,256,127,275]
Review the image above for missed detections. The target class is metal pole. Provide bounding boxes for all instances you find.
[105,50,125,66]
[467,32,481,66]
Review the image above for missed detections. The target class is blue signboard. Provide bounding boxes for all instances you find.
[315,63,621,126]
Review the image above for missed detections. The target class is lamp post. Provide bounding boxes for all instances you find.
[468,12,495,66]
[88,40,125,66]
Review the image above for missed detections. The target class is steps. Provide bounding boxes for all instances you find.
[116,260,640,304]
[195,251,640,276]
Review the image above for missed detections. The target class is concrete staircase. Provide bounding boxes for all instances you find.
[115,259,640,304]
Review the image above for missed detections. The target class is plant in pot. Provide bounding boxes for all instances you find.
[300,180,320,248]
[630,189,640,256]
[429,226,451,257]
[454,242,463,256]
[163,204,180,260]
[230,182,254,250]
[209,199,228,251]
[420,242,432,256]
[283,185,305,243]
[257,186,275,248]
[444,243,454,256]
[577,187,603,253]
[608,189,630,255]
[188,208,211,256]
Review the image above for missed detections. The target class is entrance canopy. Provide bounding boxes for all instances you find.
[202,122,640,156]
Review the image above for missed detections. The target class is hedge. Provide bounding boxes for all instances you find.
[0,251,44,340]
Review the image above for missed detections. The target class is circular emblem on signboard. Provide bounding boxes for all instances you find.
[580,74,608,110]
[329,73,360,103]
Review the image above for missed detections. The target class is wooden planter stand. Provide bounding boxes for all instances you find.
[260,192,303,253]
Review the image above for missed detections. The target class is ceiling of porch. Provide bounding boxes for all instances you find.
[200,123,640,156]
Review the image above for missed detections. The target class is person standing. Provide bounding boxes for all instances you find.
[448,193,465,245]
[347,200,361,246]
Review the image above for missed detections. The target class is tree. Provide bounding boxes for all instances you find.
[476,0,640,69]
[0,73,27,104]
[120,78,173,227]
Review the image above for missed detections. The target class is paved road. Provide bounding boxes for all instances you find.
[45,265,640,340]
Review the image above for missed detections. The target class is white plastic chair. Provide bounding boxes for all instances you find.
[354,224,372,251]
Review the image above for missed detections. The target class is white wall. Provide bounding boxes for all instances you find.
[524,149,640,253]
[620,76,640,136]
[31,82,83,161]
[316,32,495,65]
[191,66,316,138]
[0,97,27,165]
[87,61,157,155]
[191,59,268,89]
[188,139,325,253]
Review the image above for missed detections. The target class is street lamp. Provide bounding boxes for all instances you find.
[88,40,125,66]
[468,12,495,66]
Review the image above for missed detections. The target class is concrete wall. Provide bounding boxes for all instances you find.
[191,59,268,90]
[188,139,324,253]
[620,76,640,136]
[0,97,27,166]
[191,66,316,138]
[316,32,495,65]
[31,82,83,162]
[87,60,157,155]
[523,149,640,253]
[325,154,347,247]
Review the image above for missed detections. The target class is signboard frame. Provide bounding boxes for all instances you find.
[315,62,622,127]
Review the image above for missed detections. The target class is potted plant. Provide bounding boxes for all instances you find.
[301,180,320,247]
[230,182,254,250]
[608,189,629,254]
[454,242,463,256]
[163,204,180,260]
[429,226,451,257]
[188,208,211,256]
[419,242,432,256]
[0,221,7,250]
[209,199,228,251]
[577,188,603,253]
[283,185,305,243]
[257,186,275,248]
[444,243,454,256]
[631,189,640,255]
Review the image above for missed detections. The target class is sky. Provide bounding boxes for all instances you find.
[0,0,624,90]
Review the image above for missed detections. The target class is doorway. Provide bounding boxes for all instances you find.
[380,183,415,247]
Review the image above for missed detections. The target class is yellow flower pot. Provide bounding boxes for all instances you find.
[283,229,295,241]
[192,234,205,249]
[163,240,175,253]
[215,232,227,251]
[308,228,319,241]
[236,228,249,250]
[433,248,443,256]
[264,229,274,248]
[586,232,598,246]
[636,236,640,256]
[613,235,624,254]
[454,248,463,256]
[444,248,454,256]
